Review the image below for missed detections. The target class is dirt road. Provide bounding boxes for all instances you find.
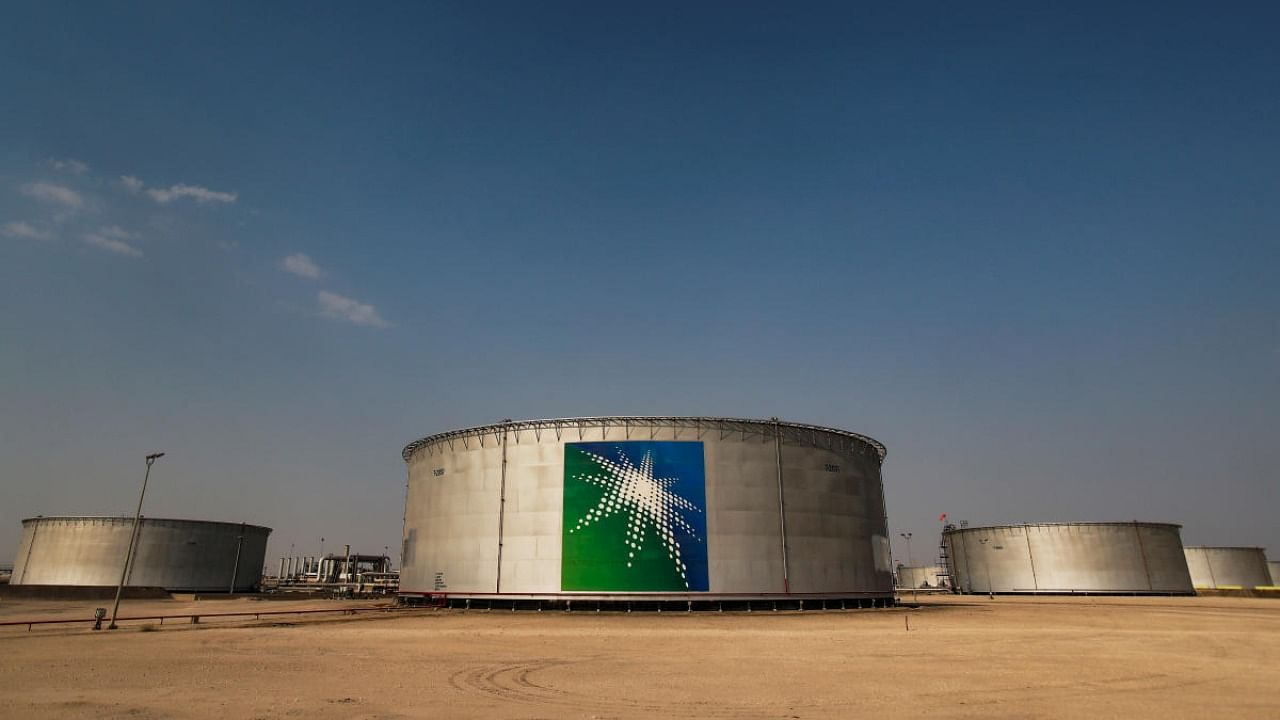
[1,594,1276,719]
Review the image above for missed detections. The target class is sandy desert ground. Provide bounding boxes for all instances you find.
[1,593,1277,719]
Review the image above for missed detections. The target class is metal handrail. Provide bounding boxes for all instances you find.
[402,416,887,463]
[0,604,407,632]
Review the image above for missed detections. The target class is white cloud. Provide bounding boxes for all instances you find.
[120,175,144,192]
[21,182,84,210]
[49,158,89,175]
[84,232,143,257]
[2,221,50,240]
[146,183,236,204]
[317,290,388,328]
[281,252,322,279]
[98,225,138,240]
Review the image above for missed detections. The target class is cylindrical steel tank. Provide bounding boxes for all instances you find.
[1270,561,1280,587]
[1182,547,1271,590]
[895,565,949,589]
[10,516,271,592]
[400,417,892,604]
[943,522,1193,595]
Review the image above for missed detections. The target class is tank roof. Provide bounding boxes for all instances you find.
[21,515,272,533]
[401,416,887,463]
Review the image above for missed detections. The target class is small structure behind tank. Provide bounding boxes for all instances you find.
[272,547,398,596]
[895,564,950,590]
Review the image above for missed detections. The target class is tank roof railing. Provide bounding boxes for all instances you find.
[1183,545,1267,551]
[943,521,1184,534]
[401,416,887,464]
[20,515,273,533]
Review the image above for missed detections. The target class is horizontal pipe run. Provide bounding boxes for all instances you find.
[0,604,406,631]
[398,591,895,601]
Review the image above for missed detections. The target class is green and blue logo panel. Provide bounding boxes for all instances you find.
[562,441,709,592]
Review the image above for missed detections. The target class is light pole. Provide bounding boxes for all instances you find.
[108,452,164,630]
[229,524,245,595]
[899,532,915,602]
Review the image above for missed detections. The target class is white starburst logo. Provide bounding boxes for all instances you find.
[568,447,702,587]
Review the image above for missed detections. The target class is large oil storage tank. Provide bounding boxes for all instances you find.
[943,522,1194,595]
[400,417,893,607]
[895,564,949,589]
[10,516,271,592]
[1182,547,1271,590]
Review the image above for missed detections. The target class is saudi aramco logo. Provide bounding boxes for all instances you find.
[561,441,709,592]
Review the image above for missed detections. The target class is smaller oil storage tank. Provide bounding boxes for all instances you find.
[1270,561,1280,587]
[895,565,949,589]
[10,516,271,592]
[943,522,1194,595]
[1182,547,1271,590]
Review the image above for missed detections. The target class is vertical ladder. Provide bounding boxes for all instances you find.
[937,523,957,592]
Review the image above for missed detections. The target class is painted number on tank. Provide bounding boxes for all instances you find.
[824,464,840,472]
[432,468,445,476]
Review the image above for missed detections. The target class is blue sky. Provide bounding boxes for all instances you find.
[2,2,1277,567]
